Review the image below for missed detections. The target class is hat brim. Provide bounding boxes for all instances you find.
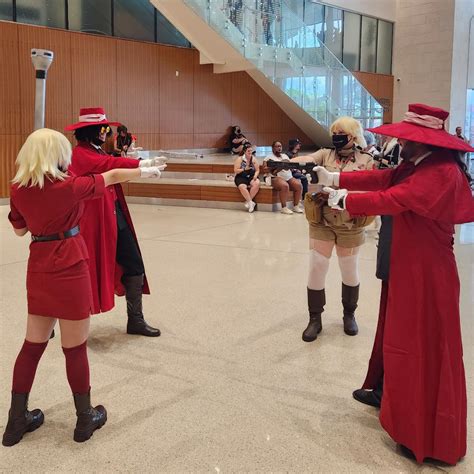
[65,120,121,131]
[368,122,474,153]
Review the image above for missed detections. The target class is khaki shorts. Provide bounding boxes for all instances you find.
[309,222,365,248]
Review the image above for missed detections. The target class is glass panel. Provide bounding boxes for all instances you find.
[376,20,393,74]
[114,0,154,42]
[0,0,13,20]
[302,1,324,48]
[69,0,112,36]
[360,16,377,73]
[324,6,343,61]
[16,0,65,28]
[342,11,360,71]
[156,10,190,47]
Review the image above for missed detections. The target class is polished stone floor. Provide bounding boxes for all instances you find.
[0,204,472,473]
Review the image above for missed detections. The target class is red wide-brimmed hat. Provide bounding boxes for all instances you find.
[65,107,121,131]
[368,103,474,152]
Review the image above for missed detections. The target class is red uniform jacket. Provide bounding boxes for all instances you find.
[340,153,474,465]
[69,142,150,314]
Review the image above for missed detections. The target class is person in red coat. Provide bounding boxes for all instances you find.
[315,103,474,465]
[66,107,166,337]
[2,128,164,446]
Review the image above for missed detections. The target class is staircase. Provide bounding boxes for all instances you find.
[151,0,383,146]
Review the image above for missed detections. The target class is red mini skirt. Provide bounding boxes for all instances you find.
[26,260,92,320]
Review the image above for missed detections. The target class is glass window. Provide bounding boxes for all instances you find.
[69,0,112,36]
[376,20,393,74]
[360,16,377,73]
[0,0,13,20]
[302,1,324,48]
[323,6,343,62]
[156,10,190,47]
[342,12,361,71]
[114,0,154,42]
[16,0,65,28]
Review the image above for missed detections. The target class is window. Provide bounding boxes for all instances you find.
[114,0,155,42]
[0,0,12,20]
[342,12,361,71]
[68,0,112,36]
[156,10,190,47]
[360,16,377,73]
[323,6,343,61]
[303,1,324,48]
[376,20,393,74]
[16,0,65,28]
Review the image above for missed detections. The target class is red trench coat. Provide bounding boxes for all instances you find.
[69,142,150,314]
[340,153,474,465]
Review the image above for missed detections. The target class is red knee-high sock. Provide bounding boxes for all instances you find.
[62,341,90,394]
[12,340,48,393]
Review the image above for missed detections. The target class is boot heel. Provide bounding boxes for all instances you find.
[73,408,107,443]
[73,391,107,443]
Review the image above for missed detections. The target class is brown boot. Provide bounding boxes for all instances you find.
[302,288,325,342]
[122,274,161,337]
[342,283,359,336]
[2,392,44,447]
[73,390,107,443]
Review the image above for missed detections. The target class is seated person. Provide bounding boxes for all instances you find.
[263,141,303,215]
[229,125,250,154]
[114,125,135,157]
[286,138,308,199]
[363,130,380,156]
[234,143,260,213]
[377,136,400,168]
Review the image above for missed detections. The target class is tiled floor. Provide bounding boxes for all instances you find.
[0,204,472,472]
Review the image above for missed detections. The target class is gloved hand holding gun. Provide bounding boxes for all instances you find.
[265,160,319,183]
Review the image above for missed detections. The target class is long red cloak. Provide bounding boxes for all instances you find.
[69,142,150,314]
[340,152,474,465]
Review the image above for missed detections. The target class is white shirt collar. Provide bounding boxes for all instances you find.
[414,151,432,166]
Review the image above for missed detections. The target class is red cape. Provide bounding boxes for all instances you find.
[69,142,150,314]
[340,153,473,465]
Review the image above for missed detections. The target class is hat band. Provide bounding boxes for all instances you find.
[403,111,444,130]
[78,113,107,123]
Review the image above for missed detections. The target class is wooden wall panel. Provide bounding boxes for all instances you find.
[159,133,194,150]
[116,39,160,134]
[0,23,20,134]
[231,72,260,133]
[70,33,118,121]
[0,135,25,197]
[159,45,194,134]
[17,25,73,134]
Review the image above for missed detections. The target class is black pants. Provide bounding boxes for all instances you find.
[115,202,144,277]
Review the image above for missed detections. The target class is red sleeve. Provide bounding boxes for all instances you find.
[71,147,139,175]
[345,160,473,224]
[340,168,395,191]
[72,175,105,201]
[8,199,27,229]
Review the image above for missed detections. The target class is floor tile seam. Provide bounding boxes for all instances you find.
[0,259,27,267]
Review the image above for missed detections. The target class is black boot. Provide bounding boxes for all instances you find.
[342,283,359,336]
[352,388,382,408]
[73,390,107,443]
[2,392,44,447]
[302,288,325,342]
[122,274,161,337]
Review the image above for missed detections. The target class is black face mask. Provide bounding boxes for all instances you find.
[92,136,105,146]
[332,134,350,150]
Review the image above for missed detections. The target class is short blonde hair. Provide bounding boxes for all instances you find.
[12,128,72,188]
[330,117,367,148]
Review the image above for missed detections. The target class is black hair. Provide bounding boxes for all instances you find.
[74,125,102,143]
[117,125,128,134]
[238,142,253,156]
[429,146,472,183]
[272,140,282,148]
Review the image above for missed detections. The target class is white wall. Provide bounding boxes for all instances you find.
[392,0,455,122]
[319,0,397,21]
[449,0,474,132]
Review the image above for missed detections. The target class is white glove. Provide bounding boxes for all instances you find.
[139,164,166,179]
[312,166,340,186]
[323,187,348,210]
[139,156,168,167]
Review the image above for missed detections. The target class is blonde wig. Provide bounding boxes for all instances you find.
[12,128,72,188]
[330,117,367,148]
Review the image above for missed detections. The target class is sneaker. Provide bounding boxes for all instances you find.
[281,207,293,215]
[248,201,256,213]
[244,201,250,209]
[293,204,304,213]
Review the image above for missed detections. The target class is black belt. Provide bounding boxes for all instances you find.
[31,225,80,242]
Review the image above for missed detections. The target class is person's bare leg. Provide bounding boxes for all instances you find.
[249,181,260,199]
[238,183,252,203]
[288,177,302,205]
[272,177,289,207]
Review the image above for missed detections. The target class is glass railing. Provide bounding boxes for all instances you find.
[183,0,383,130]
